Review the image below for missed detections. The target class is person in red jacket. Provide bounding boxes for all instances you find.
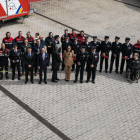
[133,39,140,57]
[14,31,25,49]
[77,30,85,45]
[3,32,14,50]
[69,29,78,43]
[0,43,9,80]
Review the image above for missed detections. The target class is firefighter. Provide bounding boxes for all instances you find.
[99,36,111,73]
[133,39,140,57]
[14,31,25,49]
[26,31,34,49]
[61,29,70,43]
[77,30,85,45]
[90,36,101,53]
[86,46,99,84]
[69,29,78,43]
[120,37,133,74]
[0,43,9,80]
[74,45,87,83]
[3,32,14,50]
[109,36,122,74]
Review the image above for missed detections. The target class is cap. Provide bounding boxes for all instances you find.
[13,43,18,47]
[81,45,86,49]
[115,36,120,40]
[85,36,89,40]
[55,35,60,39]
[93,36,97,39]
[64,35,69,39]
[74,37,77,40]
[104,36,109,39]
[91,46,96,50]
[125,37,130,41]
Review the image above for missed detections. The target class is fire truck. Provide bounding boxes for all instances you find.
[0,0,44,27]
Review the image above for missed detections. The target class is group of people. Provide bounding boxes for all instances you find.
[0,29,140,84]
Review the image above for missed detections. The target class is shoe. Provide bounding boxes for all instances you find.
[128,78,132,82]
[74,80,77,83]
[80,80,83,83]
[39,81,42,84]
[31,81,34,84]
[86,80,89,83]
[116,71,119,74]
[120,71,123,74]
[109,71,112,73]
[34,73,37,76]
[25,81,28,84]
[99,70,102,73]
[21,72,24,76]
[105,70,108,73]
[12,75,15,80]
[44,81,47,84]
[92,81,95,84]
[6,75,9,79]
[52,80,57,83]
[56,78,59,81]
[28,71,31,76]
[18,77,21,80]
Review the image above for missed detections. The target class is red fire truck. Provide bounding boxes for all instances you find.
[0,0,44,27]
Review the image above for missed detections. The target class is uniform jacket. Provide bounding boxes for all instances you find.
[69,33,78,43]
[61,33,70,43]
[27,36,34,48]
[45,36,54,53]
[77,35,85,45]
[76,51,87,64]
[62,40,72,54]
[24,52,35,68]
[3,37,14,50]
[37,53,49,68]
[52,50,61,70]
[111,42,122,56]
[0,48,9,61]
[21,43,31,55]
[100,41,112,56]
[72,42,81,54]
[82,42,92,53]
[64,50,74,66]
[128,58,140,70]
[133,43,140,57]
[14,36,25,49]
[9,49,21,62]
[52,41,61,53]
[90,41,101,53]
[121,43,133,58]
[87,52,99,68]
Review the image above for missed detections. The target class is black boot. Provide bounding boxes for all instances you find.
[5,72,9,79]
[0,73,3,80]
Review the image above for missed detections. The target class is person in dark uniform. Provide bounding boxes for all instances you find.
[61,36,72,71]
[21,38,31,76]
[128,53,140,83]
[86,46,99,84]
[109,36,122,74]
[37,47,49,84]
[33,39,44,76]
[74,45,87,83]
[99,36,111,73]
[24,47,35,84]
[72,37,81,71]
[45,32,54,63]
[53,35,61,53]
[0,43,9,80]
[120,37,133,74]
[10,44,21,80]
[90,36,101,53]
[52,45,61,83]
[61,29,70,43]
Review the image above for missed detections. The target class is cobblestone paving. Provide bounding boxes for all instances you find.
[0,0,140,140]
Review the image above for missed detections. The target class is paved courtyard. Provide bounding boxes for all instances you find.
[0,0,140,140]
